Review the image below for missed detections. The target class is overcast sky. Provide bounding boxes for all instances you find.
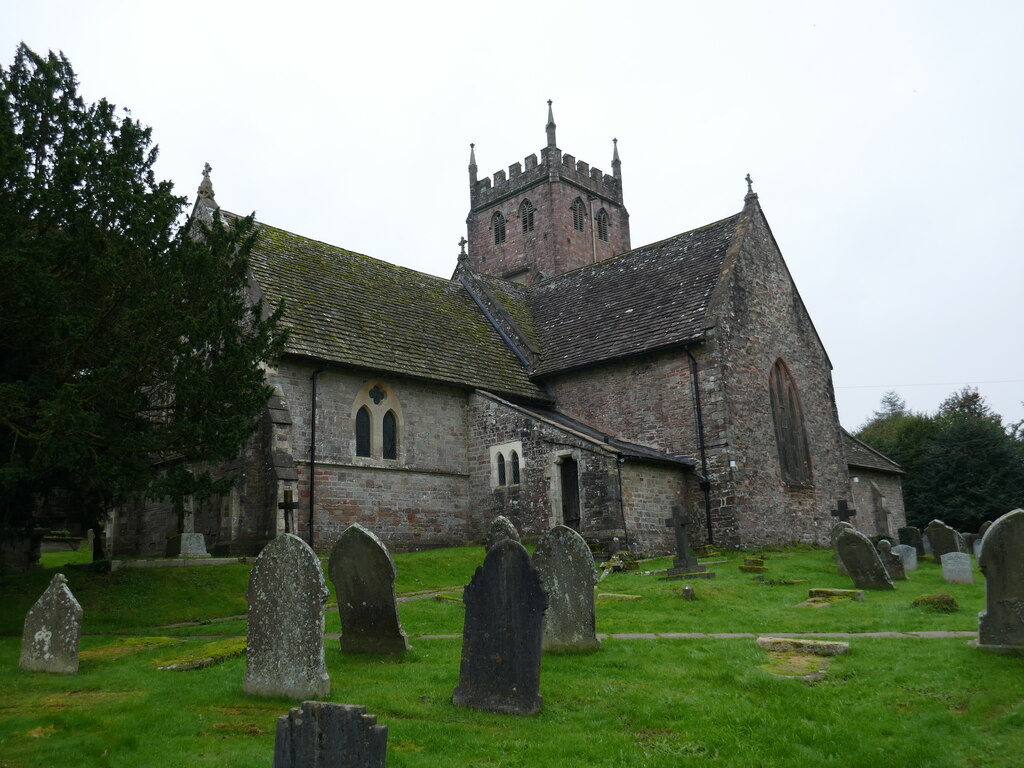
[6,0,1023,431]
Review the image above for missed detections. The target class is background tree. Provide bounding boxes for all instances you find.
[0,45,285,561]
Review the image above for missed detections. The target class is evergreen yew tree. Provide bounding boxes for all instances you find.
[0,45,285,559]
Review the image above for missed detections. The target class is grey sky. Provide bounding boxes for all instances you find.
[6,0,1023,430]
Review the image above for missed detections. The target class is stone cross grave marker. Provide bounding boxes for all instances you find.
[20,573,82,674]
[453,539,547,715]
[977,509,1024,650]
[890,543,918,571]
[485,515,521,552]
[533,525,600,652]
[244,533,330,699]
[328,523,410,655]
[664,505,705,575]
[925,520,966,559]
[166,494,210,557]
[273,701,387,768]
[831,499,857,523]
[835,527,895,590]
[278,489,299,535]
[876,540,907,580]
[941,552,974,585]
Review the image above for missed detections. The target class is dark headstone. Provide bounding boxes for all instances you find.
[453,539,547,715]
[925,520,967,559]
[273,701,387,768]
[978,509,1024,650]
[485,515,521,552]
[244,534,330,698]
[328,523,409,655]
[898,526,925,557]
[835,527,895,590]
[19,573,82,674]
[664,505,705,575]
[876,540,907,580]
[979,520,994,539]
[533,525,600,652]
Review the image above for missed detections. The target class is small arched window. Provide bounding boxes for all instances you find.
[596,208,609,242]
[510,451,520,485]
[571,198,586,232]
[355,406,371,457]
[769,359,813,486]
[497,453,506,486]
[520,199,535,232]
[382,410,398,460]
[492,211,506,245]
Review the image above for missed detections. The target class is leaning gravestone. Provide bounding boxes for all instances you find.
[898,525,925,557]
[925,520,966,559]
[830,521,855,575]
[533,525,600,652]
[453,539,548,715]
[977,509,1024,650]
[328,523,409,654]
[20,573,82,674]
[485,515,521,552]
[835,527,895,590]
[876,540,907,580]
[941,552,974,585]
[244,534,330,698]
[891,543,918,572]
[273,701,387,768]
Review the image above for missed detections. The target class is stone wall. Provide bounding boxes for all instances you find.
[848,470,907,538]
[619,462,694,555]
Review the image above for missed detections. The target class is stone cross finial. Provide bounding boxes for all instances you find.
[458,237,467,258]
[198,162,215,200]
[745,173,753,194]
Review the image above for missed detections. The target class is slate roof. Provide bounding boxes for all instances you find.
[842,430,904,474]
[241,215,548,402]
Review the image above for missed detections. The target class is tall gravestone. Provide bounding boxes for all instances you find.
[328,523,409,654]
[245,534,330,699]
[876,540,907,580]
[835,527,895,590]
[925,520,966,559]
[891,543,918,572]
[20,573,82,674]
[977,509,1024,650]
[898,526,925,557]
[533,525,600,652]
[663,505,707,575]
[273,701,387,768]
[485,515,521,552]
[453,539,548,715]
[830,521,854,575]
[941,552,974,584]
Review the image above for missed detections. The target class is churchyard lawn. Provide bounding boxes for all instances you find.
[1,545,1021,766]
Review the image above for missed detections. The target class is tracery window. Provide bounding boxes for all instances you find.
[492,211,506,245]
[571,198,586,232]
[596,208,609,242]
[769,359,813,486]
[352,383,402,461]
[520,199,535,232]
[490,441,523,488]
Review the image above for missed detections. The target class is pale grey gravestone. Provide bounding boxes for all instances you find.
[977,509,1024,650]
[328,523,409,654]
[20,573,82,674]
[485,515,521,552]
[830,521,855,576]
[835,527,895,590]
[941,552,974,585]
[453,539,548,715]
[273,701,387,768]
[925,520,966,559]
[244,534,330,699]
[876,540,907,580]
[973,538,983,560]
[166,495,210,557]
[533,525,601,652]
[891,544,918,572]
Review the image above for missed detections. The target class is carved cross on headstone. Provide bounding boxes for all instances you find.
[278,490,299,534]
[831,499,857,523]
[664,505,705,575]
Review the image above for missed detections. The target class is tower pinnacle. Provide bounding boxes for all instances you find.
[469,143,478,184]
[546,100,556,148]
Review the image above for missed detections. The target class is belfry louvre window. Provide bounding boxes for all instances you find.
[492,211,506,245]
[520,199,535,232]
[769,359,813,486]
[572,198,586,232]
[596,208,609,242]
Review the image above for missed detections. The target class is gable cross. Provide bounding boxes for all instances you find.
[831,499,857,523]
[278,489,299,534]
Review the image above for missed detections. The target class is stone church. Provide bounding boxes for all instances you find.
[111,104,905,558]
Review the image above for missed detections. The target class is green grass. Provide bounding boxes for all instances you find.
[1,545,1021,767]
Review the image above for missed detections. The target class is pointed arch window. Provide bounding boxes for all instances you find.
[355,406,371,458]
[510,450,520,485]
[769,360,813,486]
[497,453,507,486]
[352,383,402,461]
[490,441,523,489]
[382,410,398,460]
[492,211,506,245]
[571,198,586,232]
[520,199,535,232]
[596,208,609,242]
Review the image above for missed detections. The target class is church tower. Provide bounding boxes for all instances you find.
[465,102,630,284]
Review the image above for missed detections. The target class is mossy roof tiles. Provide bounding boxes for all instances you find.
[242,215,547,401]
[842,430,904,474]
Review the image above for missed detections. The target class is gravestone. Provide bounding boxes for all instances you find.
[876,540,907,580]
[19,573,82,674]
[273,701,387,768]
[891,543,918,571]
[979,520,994,538]
[922,533,934,556]
[977,509,1024,650]
[925,520,966,559]
[244,534,330,698]
[830,521,854,575]
[898,526,925,557]
[663,505,707,575]
[485,515,521,552]
[834,527,895,590]
[328,523,410,654]
[453,539,547,715]
[166,495,210,557]
[533,525,600,652]
[973,538,983,560]
[941,552,974,585]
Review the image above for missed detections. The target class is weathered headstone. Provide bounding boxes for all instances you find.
[328,523,410,654]
[941,552,974,585]
[533,525,600,652]
[922,533,934,557]
[273,701,387,768]
[977,509,1024,650]
[485,515,521,552]
[898,525,924,557]
[925,520,966,559]
[453,539,547,715]
[244,534,330,699]
[891,543,918,571]
[835,527,895,590]
[876,540,907,580]
[979,520,994,539]
[830,521,854,575]
[664,505,706,575]
[973,538,983,560]
[166,495,210,557]
[19,573,82,674]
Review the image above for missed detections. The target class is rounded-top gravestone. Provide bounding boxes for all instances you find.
[835,527,895,590]
[533,525,601,652]
[485,515,521,552]
[977,509,1024,650]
